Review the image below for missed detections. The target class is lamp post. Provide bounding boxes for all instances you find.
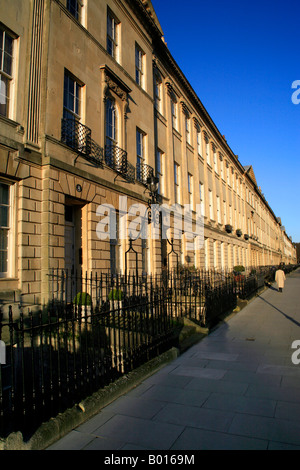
[146,175,159,224]
[125,175,159,278]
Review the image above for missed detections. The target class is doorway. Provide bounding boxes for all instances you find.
[64,200,84,276]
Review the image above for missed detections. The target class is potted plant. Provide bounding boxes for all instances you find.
[236,229,242,237]
[244,233,249,240]
[108,288,123,312]
[233,265,245,282]
[225,224,233,233]
[73,292,92,318]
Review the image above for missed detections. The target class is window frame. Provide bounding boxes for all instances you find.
[135,43,145,88]
[156,149,164,196]
[199,182,205,217]
[63,70,81,121]
[208,189,214,220]
[105,97,118,148]
[0,25,14,118]
[154,70,162,113]
[185,115,191,144]
[107,9,120,62]
[174,162,180,204]
[136,128,146,182]
[66,0,82,21]
[197,128,202,156]
[0,181,14,278]
[171,97,178,130]
[205,136,210,166]
[188,173,193,210]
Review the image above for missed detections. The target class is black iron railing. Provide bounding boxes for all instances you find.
[61,118,104,167]
[1,265,298,440]
[136,161,154,186]
[123,161,135,183]
[104,144,135,182]
[61,118,92,156]
[105,144,128,174]
[89,139,104,166]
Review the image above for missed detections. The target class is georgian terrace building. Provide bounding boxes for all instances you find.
[0,0,296,309]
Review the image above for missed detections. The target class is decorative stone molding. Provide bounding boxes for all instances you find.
[180,101,190,117]
[101,65,131,102]
[166,81,176,100]
[193,117,201,130]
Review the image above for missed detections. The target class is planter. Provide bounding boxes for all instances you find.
[108,289,123,313]
[73,292,92,319]
[109,300,123,312]
[236,229,242,237]
[225,224,233,233]
[244,234,249,240]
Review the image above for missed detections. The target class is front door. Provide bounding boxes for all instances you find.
[65,205,76,275]
[65,203,83,274]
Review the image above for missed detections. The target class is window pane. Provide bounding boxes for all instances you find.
[3,34,13,75]
[106,99,116,141]
[67,0,79,20]
[136,130,142,157]
[156,151,161,173]
[135,69,140,85]
[107,37,113,56]
[0,29,3,61]
[107,15,113,38]
[0,70,9,117]
[0,184,9,205]
[0,228,8,250]
[64,72,80,118]
[0,183,10,276]
[0,250,8,273]
[0,206,8,227]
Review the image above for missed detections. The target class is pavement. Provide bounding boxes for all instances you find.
[47,268,300,451]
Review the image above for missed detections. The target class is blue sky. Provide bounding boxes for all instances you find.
[151,0,300,243]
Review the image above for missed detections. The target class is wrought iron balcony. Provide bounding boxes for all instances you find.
[89,139,104,166]
[105,143,135,183]
[61,118,104,166]
[105,143,127,173]
[61,118,92,156]
[136,161,154,186]
[123,161,135,183]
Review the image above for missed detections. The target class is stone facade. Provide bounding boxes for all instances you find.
[0,0,296,310]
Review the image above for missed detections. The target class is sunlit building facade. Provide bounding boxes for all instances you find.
[0,0,296,308]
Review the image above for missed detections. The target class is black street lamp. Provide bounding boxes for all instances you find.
[147,175,159,204]
[146,175,159,224]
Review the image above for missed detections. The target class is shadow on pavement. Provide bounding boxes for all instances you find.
[258,295,300,328]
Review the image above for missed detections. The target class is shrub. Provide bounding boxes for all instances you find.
[233,265,245,273]
[73,292,92,306]
[108,289,123,301]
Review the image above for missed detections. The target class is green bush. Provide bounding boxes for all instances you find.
[108,289,123,301]
[233,265,245,273]
[73,292,92,306]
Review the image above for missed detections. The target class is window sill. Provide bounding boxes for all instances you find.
[172,128,182,141]
[0,113,21,130]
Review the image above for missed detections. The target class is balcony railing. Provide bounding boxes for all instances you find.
[124,161,135,183]
[61,118,104,167]
[105,143,127,172]
[90,139,104,166]
[105,144,135,182]
[136,161,154,186]
[61,118,92,156]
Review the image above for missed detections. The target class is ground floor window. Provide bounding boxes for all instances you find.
[0,182,12,277]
